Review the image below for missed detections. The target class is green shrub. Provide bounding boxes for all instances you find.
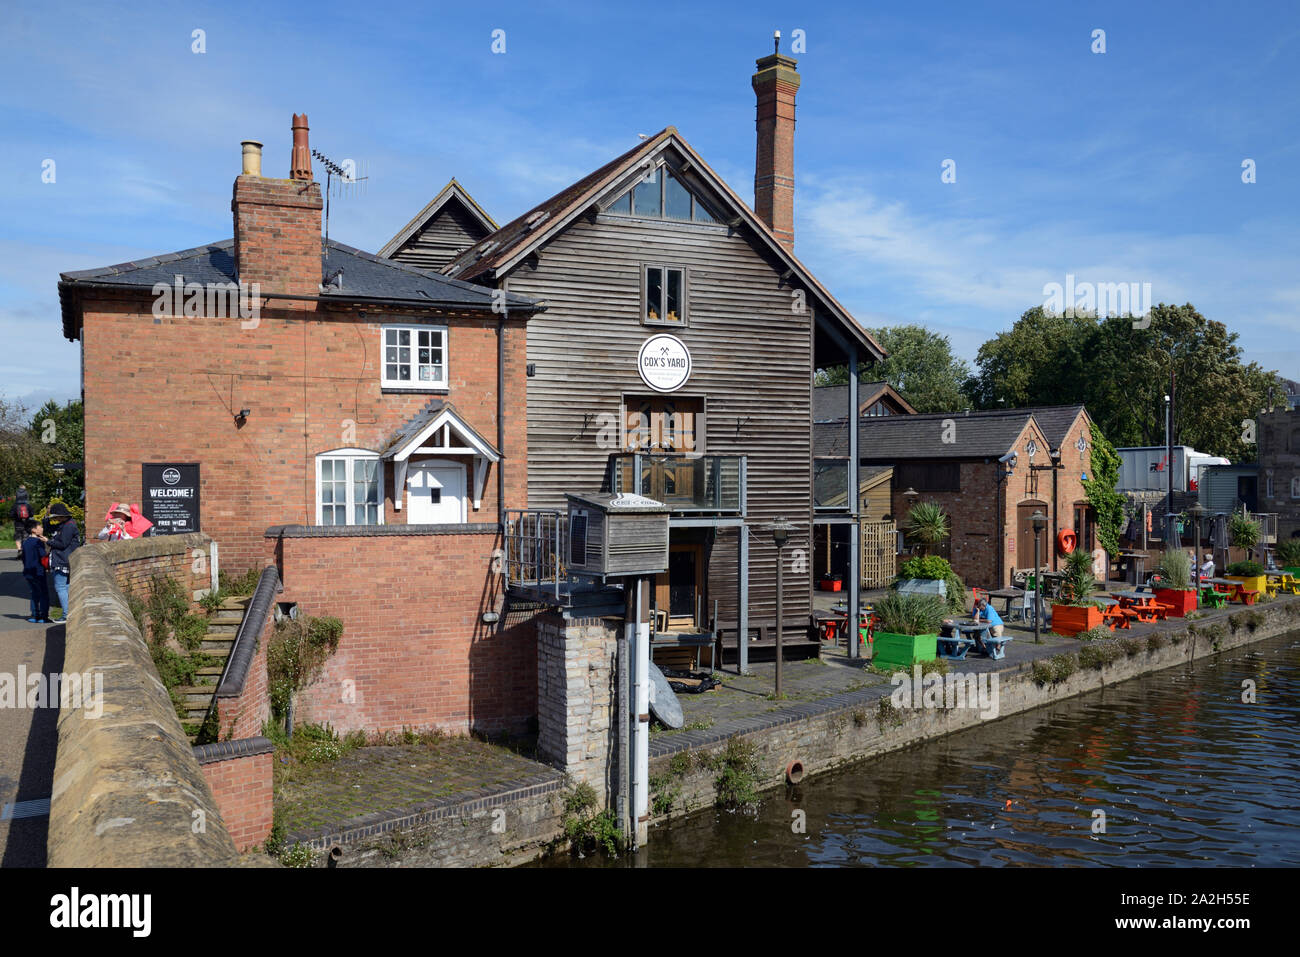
[267,615,345,728]
[714,736,763,810]
[1147,633,1168,652]
[1226,560,1264,577]
[1079,642,1121,670]
[562,781,624,856]
[218,567,262,596]
[1118,637,1142,657]
[1031,659,1054,686]
[1275,539,1300,567]
[874,591,947,636]
[896,554,966,613]
[1050,653,1077,683]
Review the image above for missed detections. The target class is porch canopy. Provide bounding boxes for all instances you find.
[381,400,500,511]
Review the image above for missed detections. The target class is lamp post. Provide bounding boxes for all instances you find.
[1191,502,1205,608]
[765,517,796,699]
[1031,510,1047,643]
[902,487,919,554]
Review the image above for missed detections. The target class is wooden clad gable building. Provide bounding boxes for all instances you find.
[388,45,886,664]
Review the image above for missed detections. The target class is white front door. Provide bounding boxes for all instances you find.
[407,463,465,524]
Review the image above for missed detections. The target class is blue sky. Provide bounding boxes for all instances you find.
[2,0,1298,410]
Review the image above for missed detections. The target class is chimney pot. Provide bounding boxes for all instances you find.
[291,113,313,181]
[241,140,263,177]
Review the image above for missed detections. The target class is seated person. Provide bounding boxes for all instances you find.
[1200,553,1215,581]
[972,598,1004,638]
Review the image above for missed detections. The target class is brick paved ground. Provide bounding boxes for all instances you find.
[276,734,562,842]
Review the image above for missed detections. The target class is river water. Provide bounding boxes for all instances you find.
[542,631,1300,867]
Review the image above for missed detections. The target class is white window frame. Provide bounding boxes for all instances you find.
[381,323,449,389]
[1292,476,1300,500]
[316,449,384,526]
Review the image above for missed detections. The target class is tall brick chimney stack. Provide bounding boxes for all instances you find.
[752,32,800,252]
[231,114,323,297]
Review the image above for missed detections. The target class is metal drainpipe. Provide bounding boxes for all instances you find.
[497,298,506,530]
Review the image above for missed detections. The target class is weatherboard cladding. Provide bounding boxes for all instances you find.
[499,199,815,628]
[387,199,495,273]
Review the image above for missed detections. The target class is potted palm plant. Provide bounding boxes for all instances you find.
[871,591,945,670]
[1275,538,1300,577]
[906,502,949,556]
[1228,511,1260,562]
[1152,548,1197,617]
[1051,548,1104,636]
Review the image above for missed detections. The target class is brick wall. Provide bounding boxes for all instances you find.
[888,417,1104,589]
[195,741,274,852]
[80,296,528,574]
[270,526,537,735]
[104,532,213,602]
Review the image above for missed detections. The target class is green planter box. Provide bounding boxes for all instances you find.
[1283,566,1300,577]
[873,631,938,670]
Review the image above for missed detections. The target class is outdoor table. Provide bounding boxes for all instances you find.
[987,587,1025,618]
[1264,572,1299,597]
[1206,578,1256,604]
[940,620,990,660]
[1111,591,1162,623]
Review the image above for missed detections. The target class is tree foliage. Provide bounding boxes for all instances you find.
[816,324,972,414]
[0,396,83,515]
[968,304,1275,459]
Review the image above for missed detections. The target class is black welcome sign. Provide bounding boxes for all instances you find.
[141,463,201,535]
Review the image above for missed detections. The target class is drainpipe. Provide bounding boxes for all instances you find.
[497,286,506,529]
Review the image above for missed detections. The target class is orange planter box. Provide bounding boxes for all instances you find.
[1154,588,1197,617]
[1051,603,1103,637]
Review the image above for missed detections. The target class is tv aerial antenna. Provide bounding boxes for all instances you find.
[312,148,369,266]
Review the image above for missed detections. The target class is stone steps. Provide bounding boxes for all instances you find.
[181,597,252,742]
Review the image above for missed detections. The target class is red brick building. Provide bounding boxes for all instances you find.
[816,405,1097,588]
[59,117,544,734]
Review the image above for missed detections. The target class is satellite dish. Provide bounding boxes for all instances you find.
[647,662,683,729]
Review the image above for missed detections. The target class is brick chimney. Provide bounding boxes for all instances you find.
[752,33,800,252]
[231,114,323,297]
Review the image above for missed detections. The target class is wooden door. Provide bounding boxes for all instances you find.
[623,396,703,506]
[655,542,704,630]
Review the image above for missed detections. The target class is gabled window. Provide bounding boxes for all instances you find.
[382,323,448,389]
[604,167,719,223]
[317,450,383,525]
[644,265,686,324]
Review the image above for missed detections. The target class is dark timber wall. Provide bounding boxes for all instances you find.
[499,210,815,629]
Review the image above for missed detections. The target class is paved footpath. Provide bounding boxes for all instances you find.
[0,557,63,867]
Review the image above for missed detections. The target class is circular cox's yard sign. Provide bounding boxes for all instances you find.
[637,334,692,393]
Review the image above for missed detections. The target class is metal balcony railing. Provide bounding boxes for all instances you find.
[602,453,745,513]
[503,509,567,601]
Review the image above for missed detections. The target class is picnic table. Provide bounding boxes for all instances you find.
[1111,590,1164,623]
[1265,571,1300,598]
[1206,577,1259,605]
[987,587,1025,619]
[942,619,1014,660]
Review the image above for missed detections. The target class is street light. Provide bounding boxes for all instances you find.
[765,517,796,699]
[1031,510,1048,644]
[1191,502,1205,608]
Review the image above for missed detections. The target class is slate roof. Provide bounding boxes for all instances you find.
[813,382,915,422]
[815,410,1038,460]
[378,399,498,459]
[59,238,541,340]
[1017,405,1087,450]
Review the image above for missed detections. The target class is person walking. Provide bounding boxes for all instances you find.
[45,502,80,623]
[11,485,31,556]
[21,519,51,623]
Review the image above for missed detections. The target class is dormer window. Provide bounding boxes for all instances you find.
[604,167,719,223]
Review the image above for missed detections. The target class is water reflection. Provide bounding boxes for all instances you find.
[539,633,1300,868]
